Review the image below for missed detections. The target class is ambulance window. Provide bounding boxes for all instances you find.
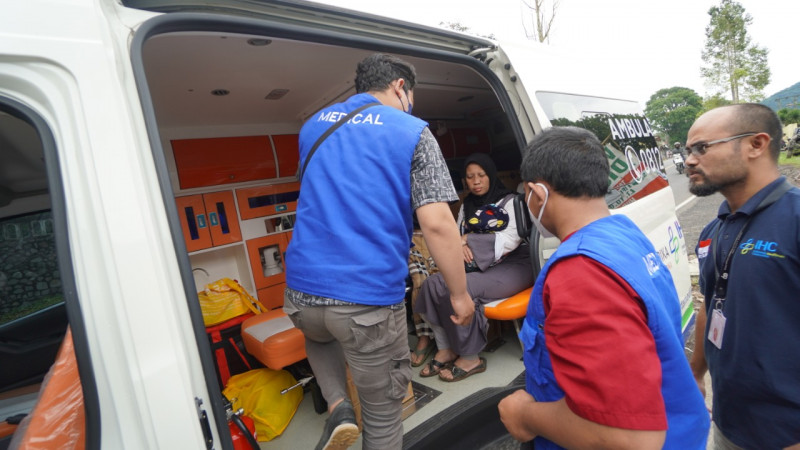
[0,108,67,382]
[0,98,97,448]
[535,91,668,209]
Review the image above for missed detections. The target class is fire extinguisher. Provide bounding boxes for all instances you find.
[229,411,258,450]
[224,396,258,450]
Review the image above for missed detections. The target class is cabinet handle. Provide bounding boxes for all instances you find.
[215,202,231,234]
[184,206,201,240]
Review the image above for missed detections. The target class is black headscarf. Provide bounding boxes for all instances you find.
[461,153,512,220]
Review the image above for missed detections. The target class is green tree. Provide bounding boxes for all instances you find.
[701,0,770,103]
[644,87,703,145]
[778,108,800,126]
[699,94,733,115]
[550,114,610,142]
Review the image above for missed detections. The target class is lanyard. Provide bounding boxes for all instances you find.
[710,218,752,303]
[709,180,793,307]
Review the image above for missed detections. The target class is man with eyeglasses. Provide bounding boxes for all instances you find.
[687,103,800,449]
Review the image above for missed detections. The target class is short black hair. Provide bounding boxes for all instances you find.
[354,53,417,94]
[724,103,782,161]
[520,126,609,198]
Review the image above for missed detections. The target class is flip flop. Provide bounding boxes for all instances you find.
[439,357,486,382]
[420,359,452,378]
[410,342,436,367]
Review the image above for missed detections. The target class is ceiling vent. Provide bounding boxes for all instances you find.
[265,89,289,100]
[247,38,272,46]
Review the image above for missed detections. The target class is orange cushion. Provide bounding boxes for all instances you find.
[483,287,533,321]
[0,421,16,439]
[241,309,306,370]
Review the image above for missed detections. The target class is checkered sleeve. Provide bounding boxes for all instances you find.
[410,127,458,210]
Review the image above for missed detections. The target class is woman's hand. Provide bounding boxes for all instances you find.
[462,234,473,263]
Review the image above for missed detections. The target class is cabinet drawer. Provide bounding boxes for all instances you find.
[257,283,286,310]
[236,182,300,220]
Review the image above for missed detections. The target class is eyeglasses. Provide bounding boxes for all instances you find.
[685,132,758,156]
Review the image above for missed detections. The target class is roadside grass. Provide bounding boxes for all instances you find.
[0,296,63,324]
[780,152,800,167]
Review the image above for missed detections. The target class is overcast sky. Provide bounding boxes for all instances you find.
[310,0,798,107]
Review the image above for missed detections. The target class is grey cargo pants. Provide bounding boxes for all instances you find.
[283,295,412,450]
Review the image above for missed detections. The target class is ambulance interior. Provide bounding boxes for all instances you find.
[144,29,524,293]
[0,22,531,449]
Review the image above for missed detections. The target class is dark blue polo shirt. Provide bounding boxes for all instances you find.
[696,176,800,448]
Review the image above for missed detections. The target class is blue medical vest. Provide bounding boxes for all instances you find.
[520,215,709,449]
[285,93,427,305]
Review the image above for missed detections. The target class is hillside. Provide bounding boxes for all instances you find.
[763,81,800,111]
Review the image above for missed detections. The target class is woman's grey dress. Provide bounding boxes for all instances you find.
[414,196,534,355]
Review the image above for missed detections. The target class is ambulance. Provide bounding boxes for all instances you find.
[0,1,692,448]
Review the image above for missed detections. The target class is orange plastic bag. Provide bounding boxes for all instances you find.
[222,368,303,442]
[9,328,84,449]
[198,278,266,326]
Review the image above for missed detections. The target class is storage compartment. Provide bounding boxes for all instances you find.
[172,135,277,189]
[246,233,290,290]
[176,194,212,251]
[264,213,296,234]
[236,182,300,220]
[203,191,243,246]
[176,190,242,252]
[270,134,300,179]
[256,283,287,310]
[189,245,253,294]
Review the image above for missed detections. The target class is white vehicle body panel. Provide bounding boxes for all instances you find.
[1,2,217,448]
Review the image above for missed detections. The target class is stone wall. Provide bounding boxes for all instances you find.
[0,211,63,323]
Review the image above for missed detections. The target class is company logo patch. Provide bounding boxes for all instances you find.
[698,239,711,259]
[739,238,785,259]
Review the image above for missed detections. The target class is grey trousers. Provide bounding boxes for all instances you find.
[283,296,412,450]
[712,422,744,450]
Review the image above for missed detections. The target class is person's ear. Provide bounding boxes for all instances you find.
[393,78,405,94]
[525,182,542,204]
[525,182,535,196]
[748,133,771,159]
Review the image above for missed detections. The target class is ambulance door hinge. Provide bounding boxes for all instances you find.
[195,397,214,449]
[468,46,495,64]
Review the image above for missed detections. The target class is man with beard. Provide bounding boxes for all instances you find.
[687,104,800,449]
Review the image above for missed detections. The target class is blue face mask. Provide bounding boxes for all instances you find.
[397,90,413,115]
[526,183,555,239]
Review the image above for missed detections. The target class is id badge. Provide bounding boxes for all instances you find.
[708,309,726,349]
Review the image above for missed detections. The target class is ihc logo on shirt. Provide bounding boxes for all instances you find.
[739,238,786,259]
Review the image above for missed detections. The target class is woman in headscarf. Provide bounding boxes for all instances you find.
[414,153,534,381]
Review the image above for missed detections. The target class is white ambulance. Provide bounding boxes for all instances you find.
[0,1,692,448]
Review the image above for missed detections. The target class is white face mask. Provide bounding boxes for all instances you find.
[526,183,555,239]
